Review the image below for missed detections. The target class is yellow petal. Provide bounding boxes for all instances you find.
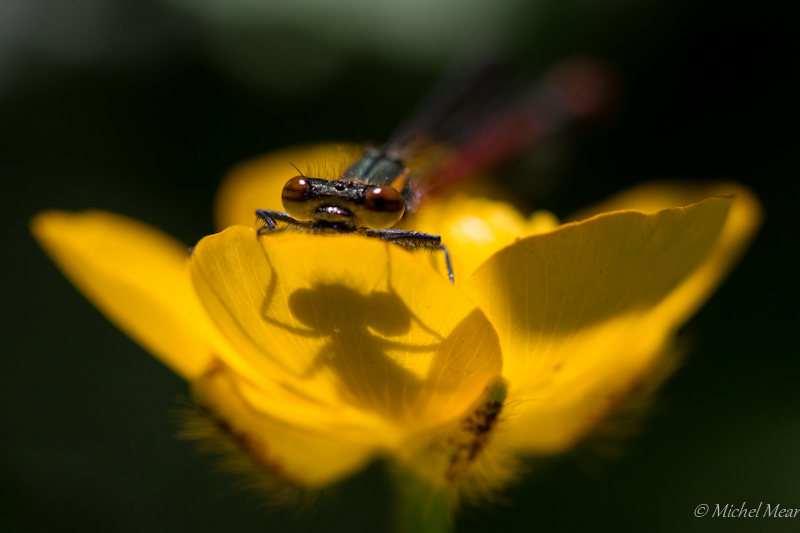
[189,226,503,440]
[214,144,364,231]
[410,195,557,281]
[396,376,510,488]
[569,180,757,219]
[464,188,761,453]
[569,181,763,323]
[31,211,215,380]
[190,361,378,487]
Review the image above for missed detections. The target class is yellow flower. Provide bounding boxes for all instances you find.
[31,144,761,501]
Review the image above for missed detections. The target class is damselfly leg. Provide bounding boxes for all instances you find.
[358,227,454,284]
[256,208,455,283]
[255,208,302,232]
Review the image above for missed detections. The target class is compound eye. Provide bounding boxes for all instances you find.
[362,186,405,230]
[281,176,312,221]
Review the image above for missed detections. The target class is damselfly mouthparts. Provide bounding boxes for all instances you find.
[256,58,615,283]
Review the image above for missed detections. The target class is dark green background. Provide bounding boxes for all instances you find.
[2,0,796,531]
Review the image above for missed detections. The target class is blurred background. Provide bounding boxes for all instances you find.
[1,0,796,531]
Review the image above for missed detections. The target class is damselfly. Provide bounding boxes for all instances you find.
[256,59,614,282]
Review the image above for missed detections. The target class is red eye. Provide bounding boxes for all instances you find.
[364,187,404,213]
[282,176,310,203]
[362,186,405,229]
[282,176,312,221]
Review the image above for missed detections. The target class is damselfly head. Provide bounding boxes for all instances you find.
[281,175,405,231]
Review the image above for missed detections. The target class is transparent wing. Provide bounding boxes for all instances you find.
[383,57,617,211]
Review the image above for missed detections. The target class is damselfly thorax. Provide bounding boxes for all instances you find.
[256,59,615,283]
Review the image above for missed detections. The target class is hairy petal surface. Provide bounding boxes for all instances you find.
[31,211,218,380]
[189,227,503,444]
[191,361,379,487]
[464,188,761,452]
